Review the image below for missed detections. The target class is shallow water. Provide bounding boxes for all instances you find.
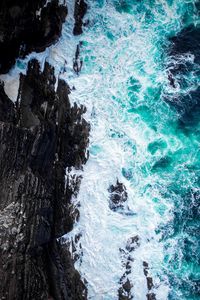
[2,0,200,299]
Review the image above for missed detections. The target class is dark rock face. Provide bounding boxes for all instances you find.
[0,0,67,73]
[73,0,88,35]
[0,60,89,299]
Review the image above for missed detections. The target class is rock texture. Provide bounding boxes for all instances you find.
[73,42,83,74]
[108,180,135,216]
[143,262,156,300]
[108,180,128,211]
[73,0,88,35]
[0,0,67,73]
[0,59,89,299]
[118,236,140,300]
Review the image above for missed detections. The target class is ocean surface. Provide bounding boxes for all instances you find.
[2,0,200,299]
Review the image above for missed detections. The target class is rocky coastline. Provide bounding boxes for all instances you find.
[0,0,89,299]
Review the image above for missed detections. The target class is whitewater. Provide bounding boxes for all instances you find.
[1,0,199,299]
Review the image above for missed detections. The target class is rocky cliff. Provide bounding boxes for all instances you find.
[0,59,89,300]
[0,0,89,299]
[0,0,67,74]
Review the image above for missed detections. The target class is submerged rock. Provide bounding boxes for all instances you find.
[118,236,141,300]
[125,235,140,252]
[0,0,67,73]
[0,60,89,299]
[143,261,157,300]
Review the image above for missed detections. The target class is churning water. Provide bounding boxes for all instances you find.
[2,0,200,299]
[62,1,200,299]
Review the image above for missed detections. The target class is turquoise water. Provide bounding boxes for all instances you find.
[63,1,200,299]
[5,0,200,299]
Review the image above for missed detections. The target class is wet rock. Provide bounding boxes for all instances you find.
[126,235,140,252]
[75,232,82,244]
[167,72,176,88]
[0,60,89,299]
[108,180,128,210]
[118,236,141,299]
[118,278,133,300]
[147,293,157,300]
[143,261,149,276]
[73,0,88,35]
[73,42,83,74]
[0,0,67,73]
[69,232,83,263]
[143,261,157,300]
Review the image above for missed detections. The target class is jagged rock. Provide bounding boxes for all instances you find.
[143,261,157,300]
[73,42,83,74]
[118,278,133,300]
[167,72,176,88]
[0,0,67,73]
[0,60,89,299]
[73,0,88,35]
[126,235,140,252]
[108,180,128,210]
[68,232,83,263]
[118,236,141,300]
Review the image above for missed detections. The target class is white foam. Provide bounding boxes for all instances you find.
[60,0,199,298]
[60,1,189,298]
[1,0,195,298]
